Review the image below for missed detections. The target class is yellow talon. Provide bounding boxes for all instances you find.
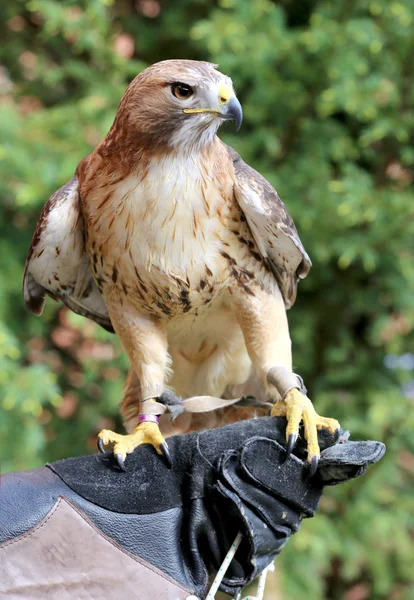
[271,388,340,471]
[97,421,171,470]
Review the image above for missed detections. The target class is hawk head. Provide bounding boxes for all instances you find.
[113,59,243,153]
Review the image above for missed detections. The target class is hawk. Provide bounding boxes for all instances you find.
[23,60,339,472]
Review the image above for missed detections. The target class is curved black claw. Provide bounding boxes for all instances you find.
[115,453,126,472]
[160,442,172,469]
[285,433,297,460]
[310,455,319,477]
[97,437,105,453]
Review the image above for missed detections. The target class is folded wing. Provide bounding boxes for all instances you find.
[23,176,113,332]
[227,145,311,309]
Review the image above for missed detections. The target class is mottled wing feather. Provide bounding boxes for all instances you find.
[23,176,114,332]
[227,145,311,309]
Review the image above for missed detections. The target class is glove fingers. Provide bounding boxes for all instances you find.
[318,440,386,484]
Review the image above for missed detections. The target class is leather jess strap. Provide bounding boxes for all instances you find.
[141,395,273,418]
[140,367,306,419]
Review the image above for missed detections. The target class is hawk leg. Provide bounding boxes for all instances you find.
[233,285,340,476]
[271,389,340,475]
[97,419,171,471]
[99,300,172,471]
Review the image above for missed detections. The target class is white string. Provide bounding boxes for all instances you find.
[206,531,243,600]
[205,532,276,600]
[242,561,275,600]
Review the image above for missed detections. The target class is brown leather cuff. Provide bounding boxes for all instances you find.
[266,366,307,398]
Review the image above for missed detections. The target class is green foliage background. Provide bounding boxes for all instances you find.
[0,0,413,598]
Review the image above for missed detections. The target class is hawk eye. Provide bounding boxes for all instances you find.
[171,82,193,100]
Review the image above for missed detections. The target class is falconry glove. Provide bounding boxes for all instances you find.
[0,417,385,599]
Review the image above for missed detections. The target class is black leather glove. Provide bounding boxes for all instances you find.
[0,417,385,600]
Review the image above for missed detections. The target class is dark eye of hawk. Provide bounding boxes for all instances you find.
[171,82,193,100]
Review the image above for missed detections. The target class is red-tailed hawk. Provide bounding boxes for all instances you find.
[24,60,339,472]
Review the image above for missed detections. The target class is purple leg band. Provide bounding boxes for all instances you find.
[138,414,160,425]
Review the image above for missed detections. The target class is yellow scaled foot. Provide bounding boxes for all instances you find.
[97,421,171,471]
[271,388,340,475]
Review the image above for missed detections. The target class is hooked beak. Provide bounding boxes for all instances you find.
[182,84,243,131]
[221,95,243,131]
